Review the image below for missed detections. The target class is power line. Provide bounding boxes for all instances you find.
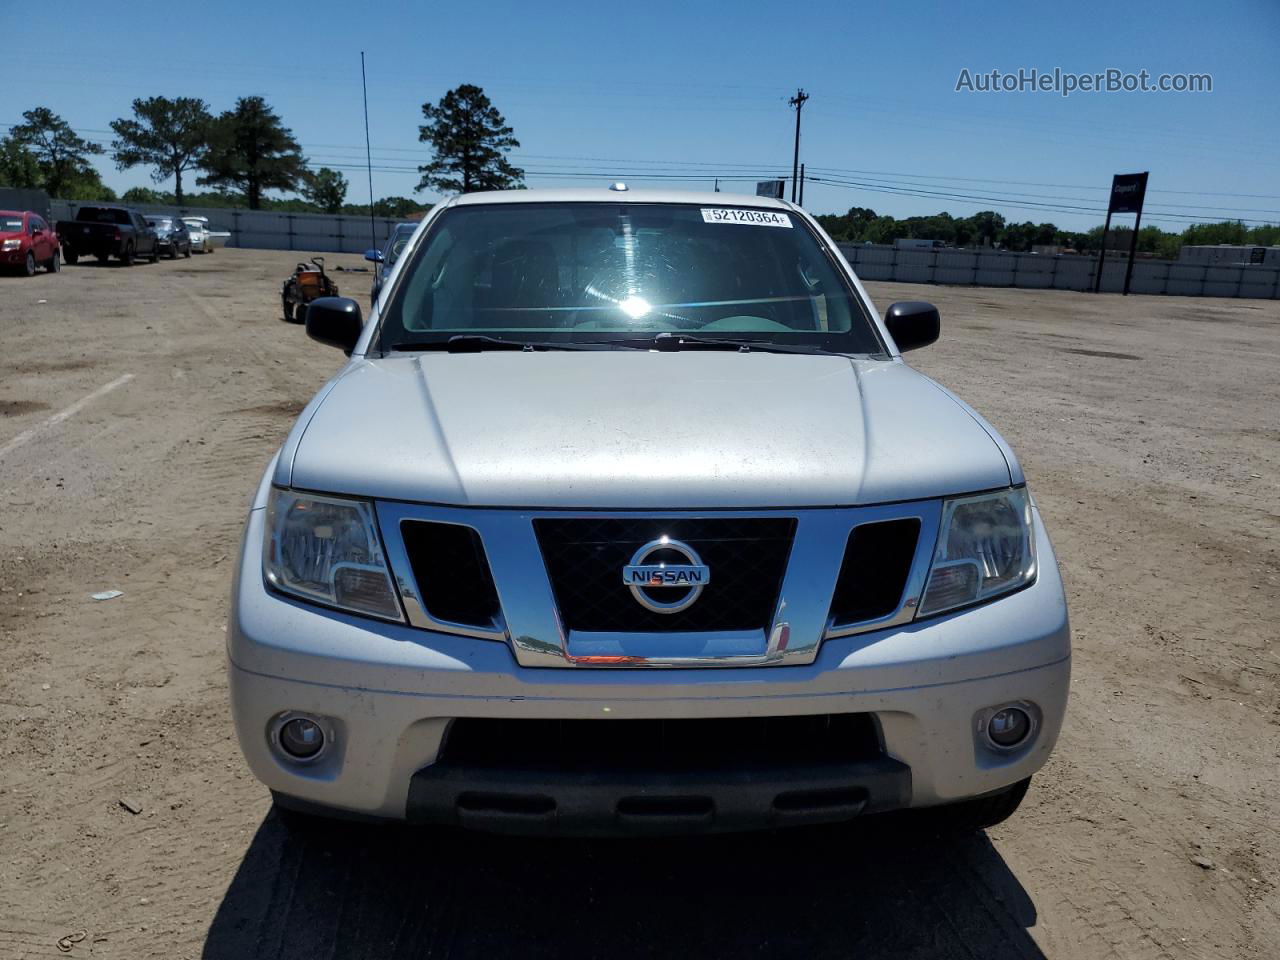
[8,121,1278,225]
[10,116,1280,203]
[287,150,1280,218]
[805,175,1276,226]
[802,170,1280,216]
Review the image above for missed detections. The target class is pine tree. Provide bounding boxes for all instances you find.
[417,85,523,194]
[198,97,307,210]
[110,97,213,205]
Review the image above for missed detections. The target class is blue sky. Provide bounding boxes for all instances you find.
[4,0,1278,231]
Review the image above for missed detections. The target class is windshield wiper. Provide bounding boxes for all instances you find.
[390,334,610,353]
[589,332,842,355]
[389,332,847,356]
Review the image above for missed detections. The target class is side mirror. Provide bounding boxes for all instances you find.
[306,297,364,353]
[364,248,385,263]
[883,301,940,353]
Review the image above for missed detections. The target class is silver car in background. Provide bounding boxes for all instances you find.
[181,216,229,253]
[228,187,1070,837]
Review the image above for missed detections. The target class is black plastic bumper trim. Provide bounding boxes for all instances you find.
[406,758,912,837]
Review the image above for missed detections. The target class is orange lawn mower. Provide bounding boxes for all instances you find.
[281,257,340,323]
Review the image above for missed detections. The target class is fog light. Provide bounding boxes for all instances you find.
[278,716,325,759]
[988,707,1031,747]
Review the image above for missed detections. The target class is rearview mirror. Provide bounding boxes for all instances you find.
[364,248,385,263]
[306,297,364,354]
[883,301,940,353]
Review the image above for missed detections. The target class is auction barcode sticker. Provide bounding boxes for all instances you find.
[700,208,793,228]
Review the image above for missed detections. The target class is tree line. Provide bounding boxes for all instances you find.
[0,84,524,215]
[2,88,1275,254]
[814,206,1280,256]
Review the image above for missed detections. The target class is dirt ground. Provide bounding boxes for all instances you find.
[0,248,1276,960]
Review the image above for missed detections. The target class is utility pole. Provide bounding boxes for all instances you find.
[788,88,809,203]
[798,163,805,207]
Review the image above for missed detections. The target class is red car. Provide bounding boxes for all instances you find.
[1,210,61,276]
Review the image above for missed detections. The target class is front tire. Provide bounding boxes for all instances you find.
[270,791,387,838]
[271,799,327,837]
[119,244,134,267]
[47,251,60,273]
[169,243,179,260]
[183,243,191,258]
[24,252,36,277]
[64,248,79,265]
[926,777,1031,833]
[150,244,159,263]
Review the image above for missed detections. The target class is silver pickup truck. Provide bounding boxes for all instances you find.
[228,187,1070,837]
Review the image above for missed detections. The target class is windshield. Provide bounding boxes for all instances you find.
[378,202,882,353]
[1,216,23,232]
[76,207,131,225]
[149,218,173,230]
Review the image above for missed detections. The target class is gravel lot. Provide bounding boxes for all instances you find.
[0,249,1277,959]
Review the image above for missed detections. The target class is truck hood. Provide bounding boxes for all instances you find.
[283,352,1013,508]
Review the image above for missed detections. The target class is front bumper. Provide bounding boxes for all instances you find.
[405,751,912,836]
[228,503,1070,829]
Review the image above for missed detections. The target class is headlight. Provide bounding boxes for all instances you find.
[918,487,1036,617]
[263,489,403,621]
[1,238,20,251]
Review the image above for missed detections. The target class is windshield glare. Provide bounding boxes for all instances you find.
[379,202,881,352]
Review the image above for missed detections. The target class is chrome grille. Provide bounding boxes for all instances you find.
[534,517,796,633]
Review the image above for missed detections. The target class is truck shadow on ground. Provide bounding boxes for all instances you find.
[202,811,1043,960]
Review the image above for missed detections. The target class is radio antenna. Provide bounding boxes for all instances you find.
[361,51,376,251]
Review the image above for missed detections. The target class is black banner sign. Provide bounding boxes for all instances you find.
[1108,172,1149,215]
[1096,171,1151,296]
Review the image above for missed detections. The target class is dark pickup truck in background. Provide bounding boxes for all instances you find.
[56,205,158,265]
